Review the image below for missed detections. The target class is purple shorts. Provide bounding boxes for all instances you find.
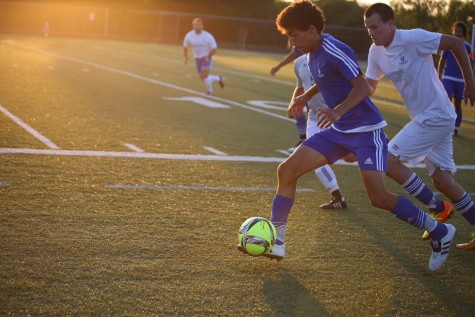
[443,78,465,101]
[195,57,212,74]
[302,127,388,171]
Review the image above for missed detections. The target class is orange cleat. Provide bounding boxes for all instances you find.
[421,201,454,240]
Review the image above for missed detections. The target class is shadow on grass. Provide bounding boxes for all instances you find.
[263,270,330,317]
[337,209,475,316]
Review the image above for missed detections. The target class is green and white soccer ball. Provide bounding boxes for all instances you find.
[238,217,277,256]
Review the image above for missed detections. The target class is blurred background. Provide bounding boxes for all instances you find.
[0,0,474,57]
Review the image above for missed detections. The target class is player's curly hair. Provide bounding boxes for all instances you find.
[276,0,325,34]
[452,21,467,37]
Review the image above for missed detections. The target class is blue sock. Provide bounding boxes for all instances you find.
[271,195,294,245]
[392,196,427,229]
[403,173,443,212]
[295,114,307,138]
[429,222,449,241]
[393,196,448,240]
[455,111,462,130]
[453,193,475,225]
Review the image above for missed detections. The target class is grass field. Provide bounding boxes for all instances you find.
[1,35,475,316]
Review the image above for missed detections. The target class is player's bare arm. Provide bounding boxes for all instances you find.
[287,87,305,118]
[289,84,319,118]
[317,75,370,129]
[366,77,379,96]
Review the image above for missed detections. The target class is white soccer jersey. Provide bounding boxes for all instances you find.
[183,30,217,59]
[294,55,327,123]
[366,29,456,125]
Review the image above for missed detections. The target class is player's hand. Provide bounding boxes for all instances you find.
[464,81,475,107]
[288,95,306,118]
[316,107,341,129]
[270,66,280,76]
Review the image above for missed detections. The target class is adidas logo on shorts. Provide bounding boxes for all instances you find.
[364,157,373,165]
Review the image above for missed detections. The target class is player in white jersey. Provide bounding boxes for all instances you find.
[292,54,347,209]
[364,3,475,249]
[183,18,224,95]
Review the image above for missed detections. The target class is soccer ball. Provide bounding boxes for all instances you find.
[238,217,277,256]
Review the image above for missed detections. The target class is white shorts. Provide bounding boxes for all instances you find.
[388,119,456,175]
[306,119,324,138]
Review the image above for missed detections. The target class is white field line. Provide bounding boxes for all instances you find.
[124,143,144,153]
[2,147,475,171]
[105,184,315,192]
[5,41,293,123]
[203,146,227,155]
[0,104,60,149]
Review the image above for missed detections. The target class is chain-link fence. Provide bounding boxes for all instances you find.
[0,1,371,56]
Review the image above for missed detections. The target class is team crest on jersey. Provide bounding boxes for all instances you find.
[399,56,408,65]
[317,67,324,78]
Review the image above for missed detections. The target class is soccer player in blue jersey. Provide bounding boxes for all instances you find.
[438,21,474,136]
[364,3,475,250]
[183,18,224,96]
[238,0,456,271]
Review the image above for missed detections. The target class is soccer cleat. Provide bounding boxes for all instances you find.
[263,243,285,261]
[421,201,454,240]
[237,243,285,261]
[429,223,456,272]
[320,196,347,210]
[206,91,212,96]
[219,76,224,88]
[455,233,475,251]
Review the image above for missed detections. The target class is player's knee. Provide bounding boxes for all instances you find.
[277,161,297,182]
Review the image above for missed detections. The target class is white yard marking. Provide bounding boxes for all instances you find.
[124,143,144,153]
[276,149,291,156]
[203,146,227,155]
[5,41,294,123]
[163,96,231,109]
[0,105,60,149]
[247,100,288,111]
[105,184,315,192]
[2,147,475,171]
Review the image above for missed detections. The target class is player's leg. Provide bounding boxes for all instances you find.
[357,128,454,271]
[452,81,465,136]
[306,118,347,209]
[424,138,475,249]
[361,169,455,271]
[288,114,307,153]
[386,121,452,215]
[264,143,330,260]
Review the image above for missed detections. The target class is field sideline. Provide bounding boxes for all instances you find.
[1,36,475,316]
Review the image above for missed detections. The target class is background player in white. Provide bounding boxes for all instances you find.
[437,21,474,136]
[183,18,224,95]
[364,3,475,249]
[290,54,348,209]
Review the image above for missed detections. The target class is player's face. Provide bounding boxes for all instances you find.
[285,25,320,53]
[453,26,464,39]
[193,21,203,33]
[364,13,395,47]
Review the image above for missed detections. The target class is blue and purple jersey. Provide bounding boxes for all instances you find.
[308,34,386,133]
[441,40,473,83]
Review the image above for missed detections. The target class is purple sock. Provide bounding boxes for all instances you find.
[453,193,475,225]
[392,196,427,229]
[271,195,294,224]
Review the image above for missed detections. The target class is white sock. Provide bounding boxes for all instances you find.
[204,76,213,93]
[315,165,339,193]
